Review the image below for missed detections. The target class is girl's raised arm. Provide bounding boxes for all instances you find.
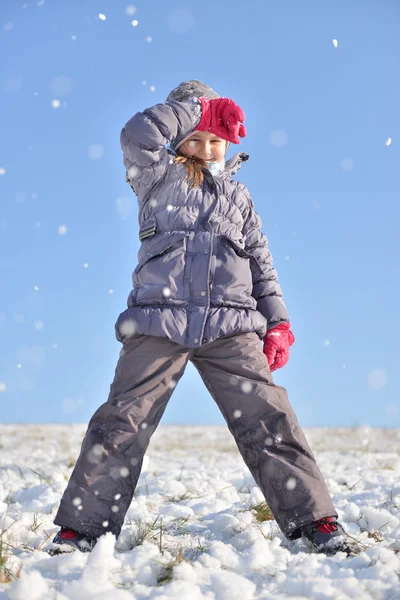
[120,98,201,202]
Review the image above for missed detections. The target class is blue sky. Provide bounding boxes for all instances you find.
[0,0,399,427]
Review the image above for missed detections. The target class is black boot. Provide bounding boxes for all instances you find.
[301,517,364,556]
[48,527,97,555]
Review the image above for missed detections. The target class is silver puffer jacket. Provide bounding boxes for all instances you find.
[115,98,289,347]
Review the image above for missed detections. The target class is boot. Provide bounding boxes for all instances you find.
[48,527,97,555]
[301,516,364,556]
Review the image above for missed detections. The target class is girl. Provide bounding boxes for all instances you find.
[50,80,362,557]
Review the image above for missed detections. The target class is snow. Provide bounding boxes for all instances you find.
[1,424,400,599]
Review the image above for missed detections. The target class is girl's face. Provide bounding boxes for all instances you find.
[181,130,228,163]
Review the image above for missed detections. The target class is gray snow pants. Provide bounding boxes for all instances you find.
[54,332,337,540]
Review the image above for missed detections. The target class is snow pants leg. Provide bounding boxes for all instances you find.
[190,331,337,539]
[54,334,192,538]
[54,332,336,540]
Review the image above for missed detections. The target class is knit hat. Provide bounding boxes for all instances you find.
[166,80,229,153]
[165,79,220,104]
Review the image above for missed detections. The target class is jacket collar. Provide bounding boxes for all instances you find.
[167,145,249,179]
[220,152,249,179]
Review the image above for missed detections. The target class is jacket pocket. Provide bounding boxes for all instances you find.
[220,234,263,279]
[132,231,189,301]
[135,231,188,273]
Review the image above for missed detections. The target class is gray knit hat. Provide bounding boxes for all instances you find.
[166,79,229,152]
[165,79,220,104]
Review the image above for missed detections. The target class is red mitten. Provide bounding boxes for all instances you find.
[194,97,247,144]
[263,323,295,372]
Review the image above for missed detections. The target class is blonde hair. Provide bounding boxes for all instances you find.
[174,150,207,188]
[174,140,230,188]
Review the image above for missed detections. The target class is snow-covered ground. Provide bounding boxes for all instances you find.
[0,424,399,599]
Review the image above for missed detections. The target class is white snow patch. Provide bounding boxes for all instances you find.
[1,425,399,597]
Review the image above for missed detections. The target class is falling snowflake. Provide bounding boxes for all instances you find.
[114,493,121,500]
[0,168,6,176]
[312,199,320,210]
[17,364,22,369]
[131,20,139,27]
[92,444,104,457]
[127,164,139,179]
[162,287,171,297]
[240,381,252,393]
[4,75,22,93]
[168,380,177,389]
[52,343,58,349]
[167,9,195,34]
[15,192,27,204]
[142,80,147,85]
[49,75,74,97]
[126,5,137,16]
[233,410,242,419]
[368,369,388,390]
[0,383,6,392]
[140,422,148,429]
[109,289,114,294]
[286,478,297,490]
[385,137,392,146]
[111,505,119,512]
[119,318,137,338]
[120,467,129,477]
[102,521,109,527]
[62,397,77,413]
[58,224,68,235]
[34,286,39,291]
[150,86,156,92]
[332,39,338,47]
[116,195,133,220]
[72,497,82,507]
[269,130,288,148]
[3,22,14,31]
[71,35,77,41]
[145,36,153,42]
[88,144,104,160]
[51,99,61,109]
[265,436,274,446]
[35,320,44,330]
[98,13,106,21]
[83,262,89,268]
[323,339,330,346]
[340,158,354,172]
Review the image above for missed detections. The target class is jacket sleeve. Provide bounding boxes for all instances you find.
[241,187,290,331]
[120,98,201,203]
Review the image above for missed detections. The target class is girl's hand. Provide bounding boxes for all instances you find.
[194,97,247,144]
[263,323,295,372]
